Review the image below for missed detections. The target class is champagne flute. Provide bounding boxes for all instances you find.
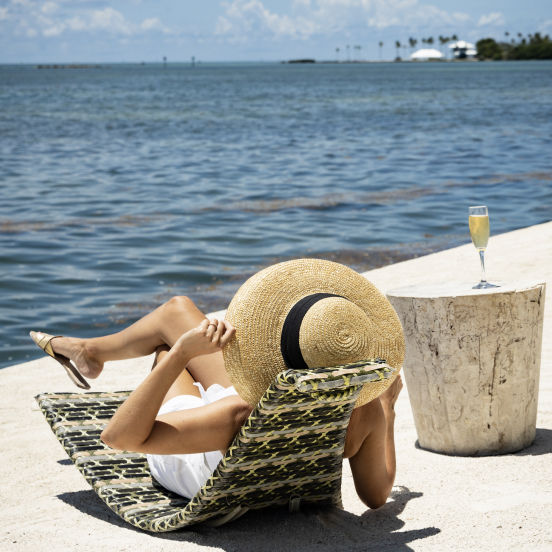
[469,206,499,289]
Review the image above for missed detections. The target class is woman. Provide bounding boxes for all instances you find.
[32,261,404,509]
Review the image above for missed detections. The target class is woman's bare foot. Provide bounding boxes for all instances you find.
[46,335,104,379]
[379,374,403,416]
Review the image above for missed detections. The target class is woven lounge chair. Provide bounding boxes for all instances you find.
[36,358,394,532]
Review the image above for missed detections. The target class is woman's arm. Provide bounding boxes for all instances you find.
[346,376,402,509]
[100,319,250,454]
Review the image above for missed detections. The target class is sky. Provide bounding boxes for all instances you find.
[1,0,551,63]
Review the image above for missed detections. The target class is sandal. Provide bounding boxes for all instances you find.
[29,331,91,390]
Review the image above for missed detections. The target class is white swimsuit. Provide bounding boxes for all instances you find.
[146,383,238,499]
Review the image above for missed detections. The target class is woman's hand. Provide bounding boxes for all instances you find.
[173,318,236,361]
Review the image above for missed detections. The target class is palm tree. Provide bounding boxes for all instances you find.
[395,40,401,58]
[379,41,384,61]
[336,47,340,62]
[438,35,446,55]
[346,44,350,62]
[443,36,451,59]
[427,37,434,46]
[449,35,458,60]
[409,37,417,55]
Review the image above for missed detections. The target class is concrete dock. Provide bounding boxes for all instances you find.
[1,221,551,551]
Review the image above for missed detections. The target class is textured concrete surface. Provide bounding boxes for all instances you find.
[388,280,546,456]
[1,221,551,551]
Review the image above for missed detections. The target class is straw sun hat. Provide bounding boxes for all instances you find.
[222,259,405,408]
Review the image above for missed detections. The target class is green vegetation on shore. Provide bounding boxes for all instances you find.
[477,33,552,60]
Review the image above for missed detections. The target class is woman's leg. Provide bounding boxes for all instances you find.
[343,376,402,509]
[49,296,232,389]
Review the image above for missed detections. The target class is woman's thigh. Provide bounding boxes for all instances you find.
[187,349,232,390]
[154,346,200,404]
[154,344,231,406]
[157,297,233,390]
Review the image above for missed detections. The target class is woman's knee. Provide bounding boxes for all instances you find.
[163,295,199,318]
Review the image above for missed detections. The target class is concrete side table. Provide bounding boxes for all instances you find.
[387,281,546,456]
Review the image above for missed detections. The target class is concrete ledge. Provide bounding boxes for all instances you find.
[1,221,551,551]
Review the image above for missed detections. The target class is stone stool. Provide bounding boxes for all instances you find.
[387,281,546,456]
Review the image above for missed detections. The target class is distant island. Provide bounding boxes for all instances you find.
[36,64,103,69]
[283,31,552,64]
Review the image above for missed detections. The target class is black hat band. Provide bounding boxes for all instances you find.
[280,293,344,370]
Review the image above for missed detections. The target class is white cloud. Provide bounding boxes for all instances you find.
[11,0,34,7]
[41,2,58,15]
[216,0,317,39]
[66,16,85,31]
[43,22,65,36]
[478,12,505,27]
[365,1,470,29]
[216,0,475,40]
[89,8,132,35]
[140,17,170,33]
[453,12,470,23]
[215,16,233,35]
[292,0,311,8]
[1,1,172,39]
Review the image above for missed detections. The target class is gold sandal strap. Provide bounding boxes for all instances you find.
[33,333,62,358]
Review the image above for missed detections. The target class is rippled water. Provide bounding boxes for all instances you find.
[1,61,551,368]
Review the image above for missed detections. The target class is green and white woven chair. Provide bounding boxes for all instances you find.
[36,358,393,532]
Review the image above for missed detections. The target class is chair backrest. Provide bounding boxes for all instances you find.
[36,359,393,532]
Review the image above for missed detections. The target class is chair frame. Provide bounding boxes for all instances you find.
[36,358,393,532]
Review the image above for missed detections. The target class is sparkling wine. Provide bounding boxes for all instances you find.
[468,206,499,290]
[469,215,490,250]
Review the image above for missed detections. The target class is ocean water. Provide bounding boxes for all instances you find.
[1,61,551,369]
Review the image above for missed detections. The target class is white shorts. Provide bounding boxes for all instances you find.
[146,382,238,499]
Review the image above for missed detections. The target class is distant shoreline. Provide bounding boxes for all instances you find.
[32,59,520,68]
[1,59,551,68]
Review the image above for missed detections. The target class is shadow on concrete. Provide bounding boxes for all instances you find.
[57,458,73,465]
[514,428,552,456]
[57,489,130,530]
[57,485,440,551]
[414,440,457,456]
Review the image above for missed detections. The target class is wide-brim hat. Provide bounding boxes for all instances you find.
[223,259,404,408]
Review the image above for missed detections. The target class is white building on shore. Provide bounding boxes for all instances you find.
[410,48,444,61]
[449,40,477,59]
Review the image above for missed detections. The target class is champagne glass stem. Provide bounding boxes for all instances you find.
[479,249,487,285]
